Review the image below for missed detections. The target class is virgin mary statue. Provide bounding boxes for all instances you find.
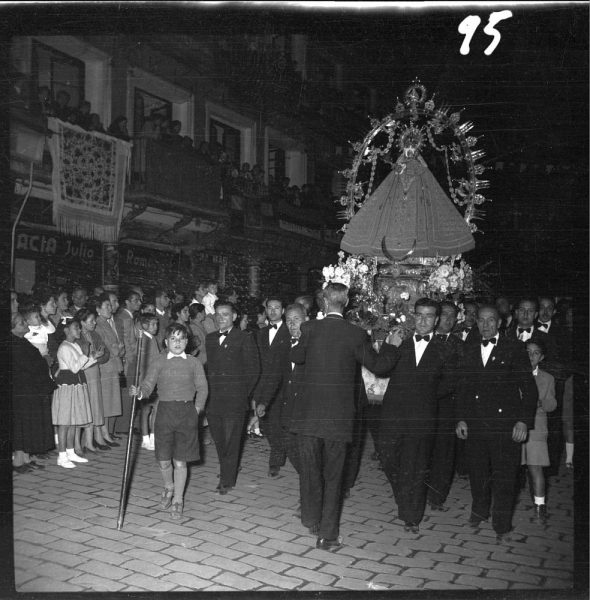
[340,147,475,260]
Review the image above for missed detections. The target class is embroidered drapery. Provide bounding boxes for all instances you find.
[48,118,131,242]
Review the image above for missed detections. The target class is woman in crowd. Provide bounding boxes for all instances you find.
[522,339,557,524]
[94,294,123,446]
[36,288,61,373]
[171,301,194,352]
[11,312,55,473]
[52,318,102,468]
[78,307,111,452]
[52,287,74,327]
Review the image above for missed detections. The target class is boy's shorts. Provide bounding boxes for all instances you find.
[154,401,200,462]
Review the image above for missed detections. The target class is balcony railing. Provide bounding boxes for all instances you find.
[130,139,224,214]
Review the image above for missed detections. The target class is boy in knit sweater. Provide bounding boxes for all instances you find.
[130,323,208,519]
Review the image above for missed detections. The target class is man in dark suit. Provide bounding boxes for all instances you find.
[536,295,573,475]
[253,297,292,477]
[426,300,464,512]
[154,288,171,349]
[206,301,260,494]
[377,298,456,533]
[454,300,481,344]
[455,304,538,543]
[290,283,396,551]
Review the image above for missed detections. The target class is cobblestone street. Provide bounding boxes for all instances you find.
[12,432,577,594]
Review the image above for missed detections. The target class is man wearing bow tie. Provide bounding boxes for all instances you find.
[454,300,481,344]
[205,302,260,494]
[455,305,538,543]
[253,297,292,477]
[427,301,464,512]
[376,298,457,534]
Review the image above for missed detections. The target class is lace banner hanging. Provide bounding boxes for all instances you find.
[48,118,131,243]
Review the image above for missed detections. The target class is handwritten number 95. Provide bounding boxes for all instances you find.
[459,10,513,56]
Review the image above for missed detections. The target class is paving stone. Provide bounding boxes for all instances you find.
[120,573,177,591]
[486,569,542,585]
[165,559,220,579]
[322,563,376,580]
[14,529,58,546]
[372,573,425,588]
[77,559,134,580]
[332,576,375,590]
[520,565,573,580]
[229,541,277,558]
[161,545,211,563]
[202,555,253,575]
[79,548,130,566]
[44,539,90,556]
[18,576,86,592]
[16,508,61,522]
[242,554,290,573]
[335,545,386,561]
[88,536,135,554]
[181,518,228,534]
[402,567,454,582]
[463,557,518,571]
[443,544,490,559]
[217,527,269,545]
[437,561,483,576]
[14,568,39,587]
[423,581,475,590]
[272,552,324,570]
[198,542,245,560]
[246,568,304,590]
[381,555,436,569]
[246,525,298,542]
[211,571,261,590]
[299,582,338,591]
[14,541,50,557]
[119,558,171,578]
[541,577,574,588]
[264,537,315,555]
[29,561,83,581]
[455,574,510,589]
[68,573,128,591]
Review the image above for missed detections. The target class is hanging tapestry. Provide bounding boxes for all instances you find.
[47,117,131,243]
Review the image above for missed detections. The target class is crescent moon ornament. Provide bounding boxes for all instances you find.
[381,237,416,263]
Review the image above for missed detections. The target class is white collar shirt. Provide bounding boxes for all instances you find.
[537,320,551,333]
[167,351,187,359]
[413,334,431,366]
[517,327,533,342]
[481,337,497,366]
[532,366,539,377]
[268,321,282,345]
[219,327,232,345]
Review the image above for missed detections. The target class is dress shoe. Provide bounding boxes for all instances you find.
[428,501,449,512]
[343,488,351,499]
[316,537,342,551]
[33,453,51,460]
[57,455,76,469]
[110,434,122,440]
[268,467,280,478]
[82,446,97,454]
[534,504,548,524]
[105,440,120,448]
[217,484,233,495]
[95,443,110,451]
[495,531,514,544]
[403,523,419,534]
[308,523,320,535]
[26,461,45,470]
[13,464,34,474]
[565,462,573,470]
[468,515,487,528]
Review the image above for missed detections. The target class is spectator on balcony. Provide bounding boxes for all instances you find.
[53,90,71,121]
[31,85,54,118]
[9,71,29,111]
[107,115,131,141]
[87,113,106,134]
[196,141,216,165]
[163,120,184,145]
[78,100,92,129]
[65,108,81,127]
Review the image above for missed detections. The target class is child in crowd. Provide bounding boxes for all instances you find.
[23,305,56,362]
[522,339,557,524]
[201,282,218,316]
[52,319,103,468]
[131,314,161,451]
[130,323,208,519]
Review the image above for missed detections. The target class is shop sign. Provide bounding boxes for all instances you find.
[119,244,177,273]
[15,231,99,261]
[192,251,228,265]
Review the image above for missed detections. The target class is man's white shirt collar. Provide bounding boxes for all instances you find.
[143,331,153,339]
[156,308,166,316]
[167,351,187,359]
[532,366,539,376]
